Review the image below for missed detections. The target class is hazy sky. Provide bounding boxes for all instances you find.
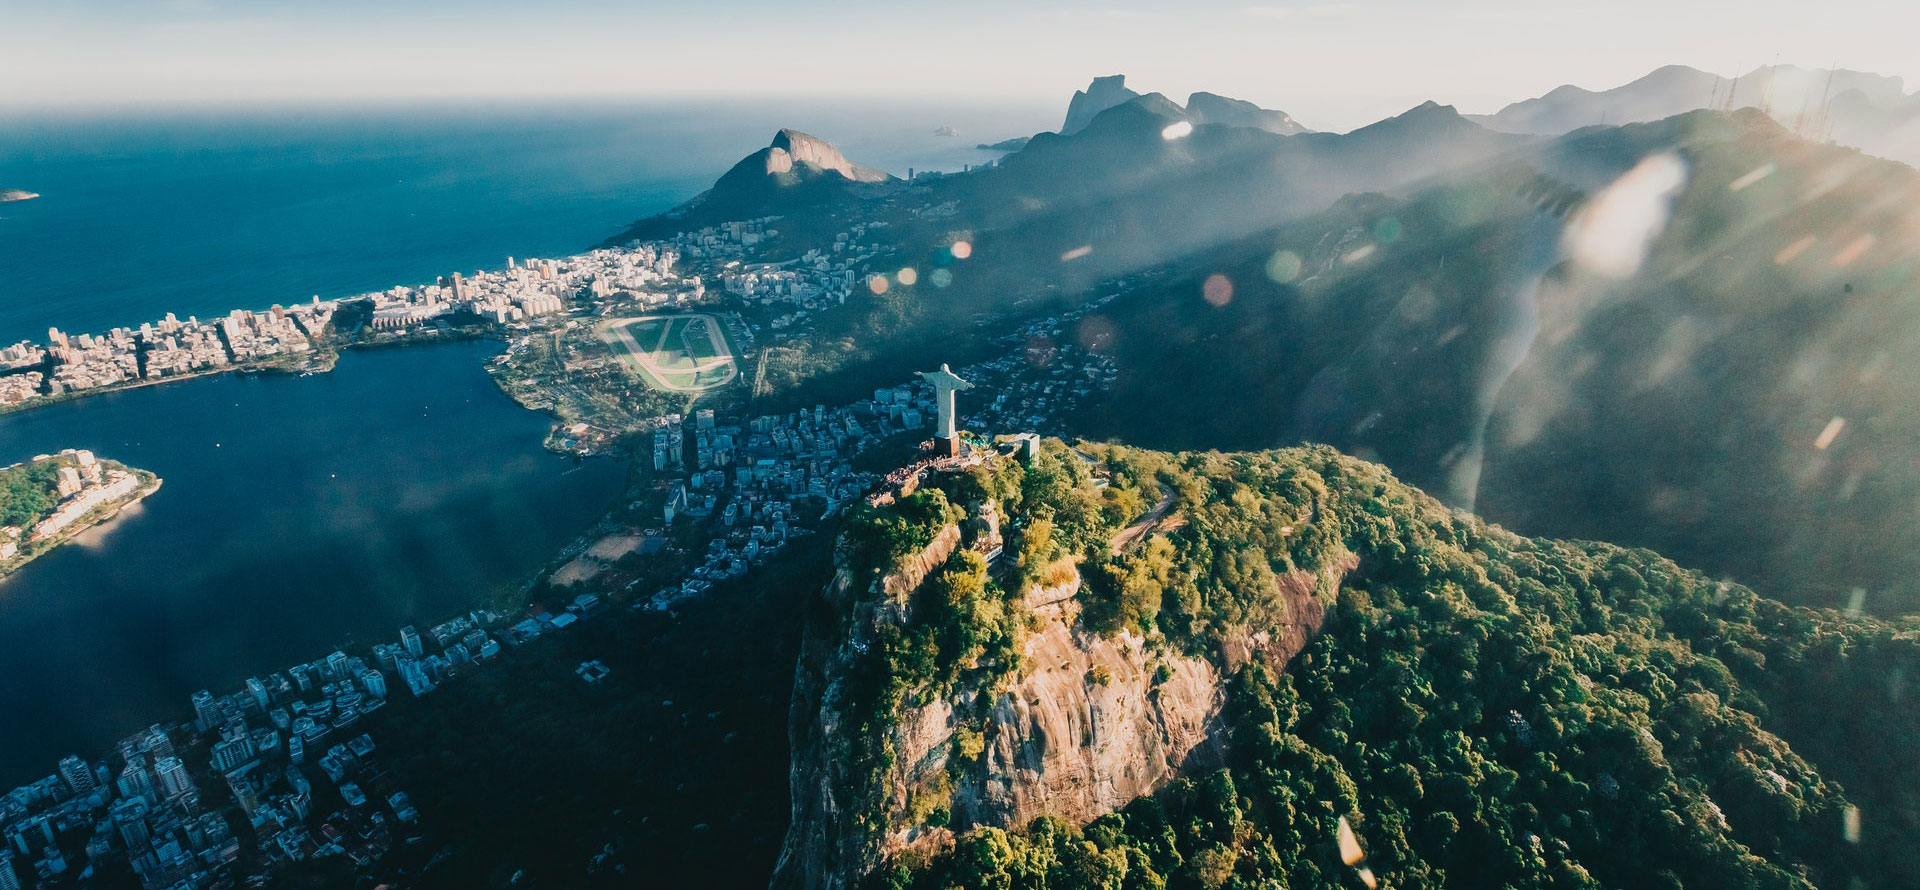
[6,0,1916,131]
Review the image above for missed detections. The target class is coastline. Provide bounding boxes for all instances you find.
[0,472,163,582]
[0,334,439,419]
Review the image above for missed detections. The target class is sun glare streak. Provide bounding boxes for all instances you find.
[1337,816,1365,865]
[1161,120,1193,140]
[1337,816,1377,887]
[1564,152,1688,278]
[1061,245,1092,261]
[1729,163,1777,191]
[1774,235,1817,265]
[1814,417,1846,450]
[1833,233,1876,267]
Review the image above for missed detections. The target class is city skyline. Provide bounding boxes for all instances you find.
[5,0,1918,131]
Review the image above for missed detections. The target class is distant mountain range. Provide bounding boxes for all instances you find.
[1472,63,1920,166]
[1058,75,1310,136]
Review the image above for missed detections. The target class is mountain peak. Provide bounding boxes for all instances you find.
[762,129,889,183]
[1185,91,1311,134]
[1062,75,1142,135]
[1374,100,1470,129]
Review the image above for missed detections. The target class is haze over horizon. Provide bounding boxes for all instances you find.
[6,0,1919,132]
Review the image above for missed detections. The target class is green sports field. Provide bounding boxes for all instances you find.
[599,313,739,392]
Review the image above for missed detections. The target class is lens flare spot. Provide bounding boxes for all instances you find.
[1075,314,1117,351]
[1814,416,1846,450]
[1266,250,1303,283]
[897,267,918,286]
[1564,152,1688,277]
[950,240,972,259]
[929,268,953,287]
[1373,217,1403,244]
[1202,273,1234,307]
[1161,120,1194,140]
[1843,804,1862,844]
[1061,245,1093,262]
[1729,163,1776,191]
[1774,235,1817,265]
[867,275,889,295]
[1833,234,1876,268]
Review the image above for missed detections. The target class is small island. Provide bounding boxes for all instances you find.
[0,449,160,577]
[0,189,40,203]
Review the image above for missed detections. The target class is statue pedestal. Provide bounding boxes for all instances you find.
[933,435,962,458]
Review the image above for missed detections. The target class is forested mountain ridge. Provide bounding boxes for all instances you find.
[1073,108,1920,615]
[776,441,1920,890]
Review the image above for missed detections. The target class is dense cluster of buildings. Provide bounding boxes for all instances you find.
[645,405,875,607]
[715,218,867,313]
[362,249,659,331]
[0,609,527,889]
[0,303,332,406]
[26,451,143,544]
[951,320,1120,434]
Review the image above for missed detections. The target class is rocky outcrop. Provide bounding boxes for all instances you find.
[964,586,1220,830]
[772,481,1348,890]
[1186,92,1311,135]
[719,129,892,192]
[1062,75,1142,135]
[762,129,892,184]
[774,525,966,890]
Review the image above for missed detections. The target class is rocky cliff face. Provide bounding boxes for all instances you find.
[1062,75,1142,135]
[963,576,1221,828]
[722,129,893,191]
[764,129,892,183]
[772,489,1345,890]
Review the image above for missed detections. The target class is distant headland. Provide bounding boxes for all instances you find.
[0,449,160,579]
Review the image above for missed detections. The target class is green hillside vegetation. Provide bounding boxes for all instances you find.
[862,442,1919,890]
[0,461,63,529]
[0,454,79,529]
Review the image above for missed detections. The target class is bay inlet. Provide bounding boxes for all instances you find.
[0,340,624,787]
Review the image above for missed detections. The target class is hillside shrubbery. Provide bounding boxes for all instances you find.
[887,443,1920,890]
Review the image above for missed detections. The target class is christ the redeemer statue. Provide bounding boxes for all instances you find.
[918,363,973,456]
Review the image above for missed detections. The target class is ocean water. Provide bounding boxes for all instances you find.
[0,99,1052,345]
[0,341,627,786]
[0,100,1053,785]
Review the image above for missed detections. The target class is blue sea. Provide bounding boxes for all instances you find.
[0,99,1052,345]
[0,99,1051,785]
